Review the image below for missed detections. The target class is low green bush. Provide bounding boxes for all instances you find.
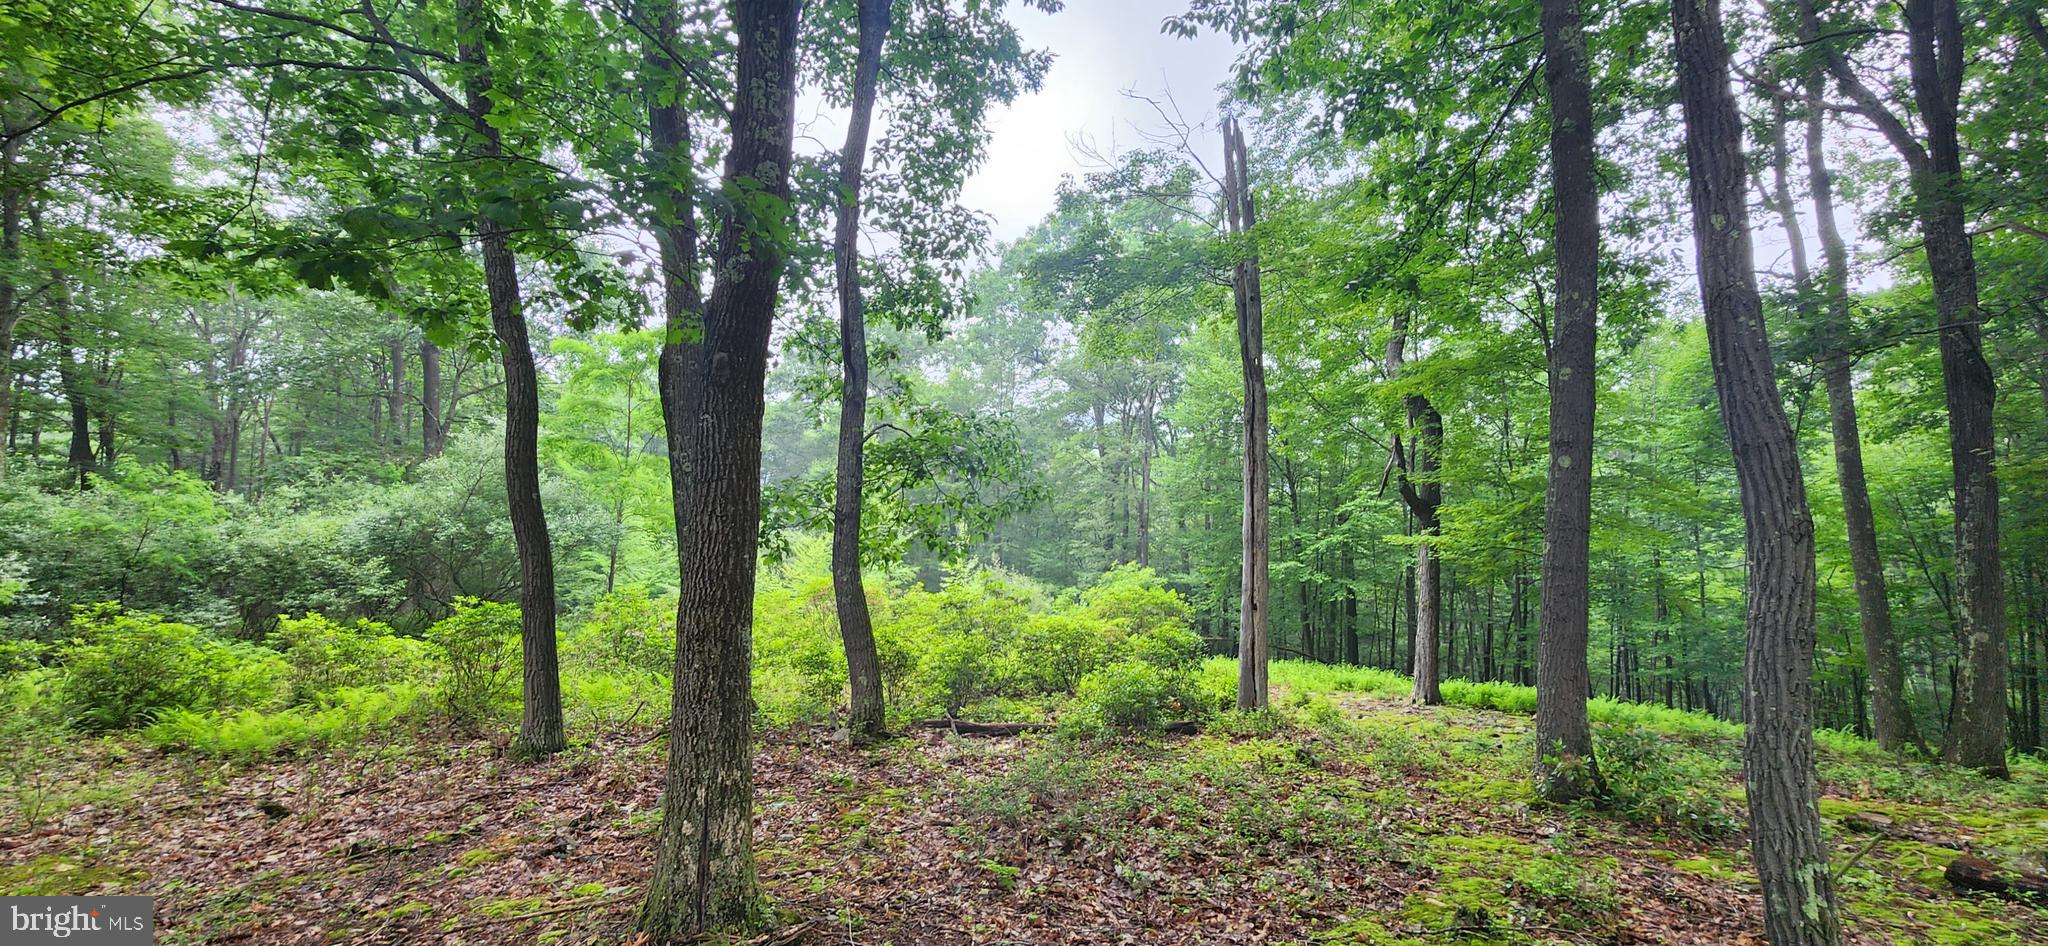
[58,605,288,730]
[1001,614,1113,695]
[1064,659,1193,736]
[142,683,432,760]
[1592,723,1740,837]
[566,587,675,678]
[425,598,521,724]
[272,613,433,702]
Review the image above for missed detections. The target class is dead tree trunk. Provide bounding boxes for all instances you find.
[1223,116,1271,711]
[1670,1,1843,942]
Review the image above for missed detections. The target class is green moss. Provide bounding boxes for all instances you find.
[0,855,144,895]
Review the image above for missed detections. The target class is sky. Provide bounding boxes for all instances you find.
[953,1,1238,245]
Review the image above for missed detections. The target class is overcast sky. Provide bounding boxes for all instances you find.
[954,1,1237,244]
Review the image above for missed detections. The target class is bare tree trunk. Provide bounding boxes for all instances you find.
[1532,0,1603,802]
[1906,0,2004,776]
[421,337,443,457]
[1222,117,1270,710]
[1670,1,1842,941]
[0,135,19,477]
[830,0,891,743]
[1805,0,2003,775]
[1767,80,1923,754]
[1387,310,1443,704]
[641,0,799,937]
[457,0,563,759]
[55,278,93,490]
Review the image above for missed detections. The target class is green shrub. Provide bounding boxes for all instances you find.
[909,633,999,718]
[143,683,432,760]
[1003,614,1112,694]
[1593,723,1740,837]
[425,598,521,724]
[57,605,287,730]
[272,613,432,701]
[567,587,676,678]
[0,670,69,827]
[1067,660,1180,734]
[1128,621,1203,672]
[1080,564,1193,639]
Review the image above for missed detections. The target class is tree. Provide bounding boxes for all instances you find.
[639,0,802,937]
[830,0,893,743]
[1221,116,1270,711]
[1796,0,2005,774]
[1670,0,1843,941]
[1755,82,1921,754]
[1531,0,1603,801]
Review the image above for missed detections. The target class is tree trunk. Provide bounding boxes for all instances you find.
[421,337,443,457]
[1803,0,2004,775]
[1907,0,2005,776]
[1387,312,1443,704]
[1670,1,1843,942]
[458,0,563,759]
[0,135,19,477]
[830,0,891,743]
[1772,77,1922,754]
[1223,117,1271,711]
[55,278,93,491]
[388,333,407,446]
[640,0,799,937]
[1532,0,1603,802]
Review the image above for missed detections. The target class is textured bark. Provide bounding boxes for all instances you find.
[1907,0,2005,777]
[1386,311,1443,705]
[1670,0,1843,942]
[457,0,564,759]
[639,0,799,938]
[0,135,19,476]
[420,337,443,457]
[1771,73,1922,754]
[830,0,891,743]
[387,334,406,445]
[1222,117,1270,711]
[1531,0,1602,802]
[1803,0,2004,775]
[54,277,93,490]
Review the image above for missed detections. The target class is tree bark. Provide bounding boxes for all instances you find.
[55,277,93,490]
[1387,311,1443,704]
[1768,74,1923,754]
[1802,0,2004,775]
[1532,0,1603,802]
[830,0,891,743]
[1670,0,1843,942]
[640,0,800,938]
[457,0,564,759]
[1222,117,1271,711]
[1907,0,2005,776]
[0,135,19,477]
[420,337,443,457]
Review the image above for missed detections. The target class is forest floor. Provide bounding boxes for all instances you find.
[4,683,2046,945]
